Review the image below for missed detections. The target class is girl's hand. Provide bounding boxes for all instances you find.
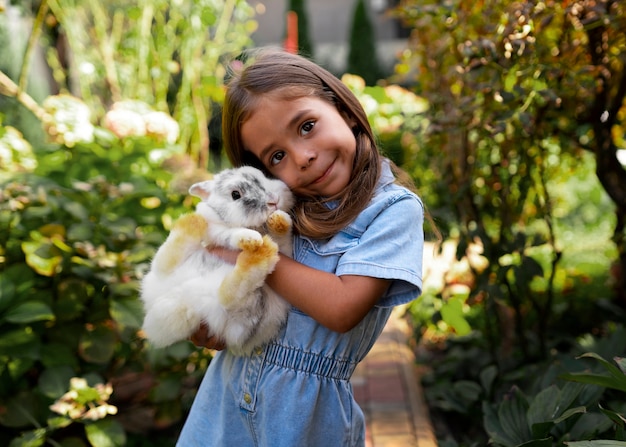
[207,246,239,264]
[189,323,226,350]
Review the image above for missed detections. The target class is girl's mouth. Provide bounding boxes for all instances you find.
[312,162,333,185]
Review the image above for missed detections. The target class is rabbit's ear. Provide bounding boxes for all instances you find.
[189,180,213,200]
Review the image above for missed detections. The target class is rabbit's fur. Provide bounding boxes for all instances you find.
[140,166,294,355]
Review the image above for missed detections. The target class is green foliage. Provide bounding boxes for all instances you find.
[287,0,314,57]
[0,107,212,445]
[40,0,255,166]
[0,1,256,444]
[342,73,429,166]
[391,0,626,443]
[396,0,623,360]
[346,0,384,85]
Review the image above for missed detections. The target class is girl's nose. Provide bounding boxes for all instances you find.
[295,149,317,170]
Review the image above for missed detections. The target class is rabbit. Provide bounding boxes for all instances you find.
[140,166,294,355]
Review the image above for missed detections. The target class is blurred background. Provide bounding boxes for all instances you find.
[1,1,625,445]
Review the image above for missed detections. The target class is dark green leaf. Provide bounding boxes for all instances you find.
[38,365,75,399]
[498,387,532,444]
[78,326,117,364]
[4,301,55,323]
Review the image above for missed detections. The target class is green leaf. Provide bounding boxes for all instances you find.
[560,371,626,393]
[615,356,626,375]
[63,201,89,220]
[553,406,586,424]
[55,279,89,322]
[110,298,144,330]
[498,387,532,444]
[78,326,117,364]
[483,401,521,446]
[598,402,626,427]
[565,442,626,447]
[8,428,47,447]
[0,391,38,428]
[21,240,63,277]
[85,419,126,447]
[440,295,471,336]
[46,415,73,430]
[0,328,40,358]
[528,385,560,425]
[38,365,75,399]
[0,274,17,313]
[41,342,80,369]
[578,352,626,389]
[480,365,498,394]
[4,301,55,323]
[518,439,553,447]
[67,222,94,241]
[151,376,182,403]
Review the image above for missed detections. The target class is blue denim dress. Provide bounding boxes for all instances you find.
[177,161,424,446]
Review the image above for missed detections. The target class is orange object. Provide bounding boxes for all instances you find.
[284,11,298,54]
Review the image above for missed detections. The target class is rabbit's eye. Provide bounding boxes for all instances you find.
[231,191,242,200]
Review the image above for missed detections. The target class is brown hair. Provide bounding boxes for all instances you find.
[222,48,381,239]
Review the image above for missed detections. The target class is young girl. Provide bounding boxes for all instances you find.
[177,48,425,446]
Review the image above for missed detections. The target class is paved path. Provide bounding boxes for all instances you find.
[351,307,437,447]
[351,241,449,446]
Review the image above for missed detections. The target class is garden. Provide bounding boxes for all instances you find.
[1,1,625,446]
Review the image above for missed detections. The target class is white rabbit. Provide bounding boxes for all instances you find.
[140,166,294,355]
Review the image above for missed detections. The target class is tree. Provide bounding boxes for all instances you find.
[394,0,626,361]
[347,0,383,85]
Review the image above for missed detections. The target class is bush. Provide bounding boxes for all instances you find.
[0,97,212,447]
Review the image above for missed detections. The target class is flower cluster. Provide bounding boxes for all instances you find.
[342,74,428,134]
[103,100,179,144]
[49,377,118,421]
[0,125,37,173]
[42,95,95,147]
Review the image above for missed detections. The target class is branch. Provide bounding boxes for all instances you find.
[18,0,49,93]
[0,71,48,121]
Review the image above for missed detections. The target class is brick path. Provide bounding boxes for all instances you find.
[351,307,437,447]
[351,241,447,446]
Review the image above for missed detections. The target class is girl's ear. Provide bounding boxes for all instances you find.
[189,180,214,200]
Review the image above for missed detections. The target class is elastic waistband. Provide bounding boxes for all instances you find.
[265,344,357,380]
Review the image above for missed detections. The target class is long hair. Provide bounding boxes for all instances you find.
[222,48,381,239]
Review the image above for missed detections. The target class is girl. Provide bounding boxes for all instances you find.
[178,48,425,446]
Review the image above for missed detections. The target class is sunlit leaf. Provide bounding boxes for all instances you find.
[85,419,126,447]
[440,295,472,336]
[21,241,63,277]
[7,428,46,447]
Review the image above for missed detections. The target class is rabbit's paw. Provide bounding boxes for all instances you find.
[256,234,278,259]
[267,210,292,236]
[236,235,278,268]
[173,213,209,241]
[234,228,264,251]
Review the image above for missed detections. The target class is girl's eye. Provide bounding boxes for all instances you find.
[300,120,315,135]
[270,151,285,166]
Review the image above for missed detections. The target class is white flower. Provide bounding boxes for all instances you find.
[103,109,146,138]
[144,111,180,144]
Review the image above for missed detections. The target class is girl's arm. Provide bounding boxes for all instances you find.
[265,254,390,333]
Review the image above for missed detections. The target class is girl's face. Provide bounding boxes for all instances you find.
[240,95,357,198]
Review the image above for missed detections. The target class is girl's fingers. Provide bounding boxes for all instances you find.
[189,324,226,350]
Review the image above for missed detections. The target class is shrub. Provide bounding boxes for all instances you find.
[0,97,211,447]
